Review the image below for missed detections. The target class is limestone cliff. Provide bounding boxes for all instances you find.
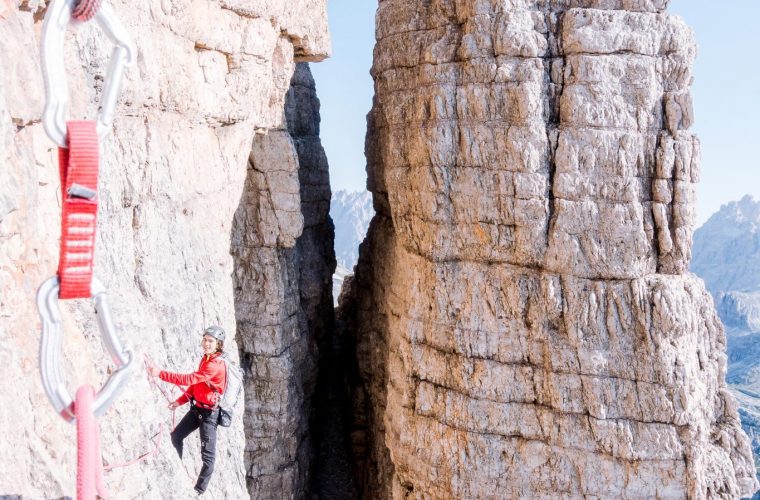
[343,0,760,498]
[3,0,758,498]
[232,62,336,498]
[0,1,330,498]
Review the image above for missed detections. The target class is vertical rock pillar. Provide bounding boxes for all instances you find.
[346,0,759,498]
[232,63,335,499]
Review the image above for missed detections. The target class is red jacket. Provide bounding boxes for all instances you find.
[160,352,226,408]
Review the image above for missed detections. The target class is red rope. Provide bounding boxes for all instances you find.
[75,385,108,499]
[142,355,196,481]
[145,357,179,430]
[103,423,164,472]
[74,371,173,494]
[72,0,102,22]
[101,358,175,472]
[97,356,197,481]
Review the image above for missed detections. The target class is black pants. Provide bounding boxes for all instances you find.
[171,406,219,493]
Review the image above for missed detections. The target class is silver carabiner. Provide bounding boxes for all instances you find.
[41,0,137,148]
[36,276,133,422]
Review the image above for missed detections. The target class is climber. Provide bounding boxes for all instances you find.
[146,326,227,496]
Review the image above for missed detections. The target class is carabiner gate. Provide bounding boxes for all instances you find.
[41,0,137,148]
[36,276,133,422]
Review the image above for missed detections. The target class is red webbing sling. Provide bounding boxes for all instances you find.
[57,120,99,299]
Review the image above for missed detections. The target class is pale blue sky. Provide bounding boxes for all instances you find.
[311,1,760,226]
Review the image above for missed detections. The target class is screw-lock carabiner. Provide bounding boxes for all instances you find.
[36,276,133,422]
[40,0,137,148]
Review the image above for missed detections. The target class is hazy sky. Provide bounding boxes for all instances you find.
[311,1,760,226]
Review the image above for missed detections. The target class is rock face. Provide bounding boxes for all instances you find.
[691,195,760,484]
[343,0,759,498]
[0,1,329,498]
[232,62,336,498]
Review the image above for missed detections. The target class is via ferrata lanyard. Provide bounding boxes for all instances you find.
[36,0,137,498]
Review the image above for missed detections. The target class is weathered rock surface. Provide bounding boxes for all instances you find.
[232,62,336,498]
[691,195,760,485]
[343,0,759,498]
[0,1,329,498]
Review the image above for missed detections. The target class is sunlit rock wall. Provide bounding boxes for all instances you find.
[344,0,759,498]
[0,1,329,498]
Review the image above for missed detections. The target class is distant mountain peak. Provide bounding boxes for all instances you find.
[692,194,760,297]
[689,202,760,477]
[704,195,760,232]
[330,189,374,271]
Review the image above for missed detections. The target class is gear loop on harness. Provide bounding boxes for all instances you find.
[36,275,133,422]
[41,0,137,148]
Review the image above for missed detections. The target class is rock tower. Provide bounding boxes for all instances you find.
[342,0,759,497]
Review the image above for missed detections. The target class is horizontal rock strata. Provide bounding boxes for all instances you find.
[345,0,759,498]
[232,62,335,498]
[0,1,329,498]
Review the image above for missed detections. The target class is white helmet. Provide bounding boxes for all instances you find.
[203,325,225,342]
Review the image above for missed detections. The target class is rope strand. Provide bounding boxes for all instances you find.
[94,355,196,482]
[99,357,175,471]
[72,0,102,22]
[103,424,164,471]
[75,385,108,499]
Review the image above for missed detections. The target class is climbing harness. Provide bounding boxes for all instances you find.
[35,0,136,497]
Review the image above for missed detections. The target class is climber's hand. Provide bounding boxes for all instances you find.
[168,401,180,411]
[145,359,161,377]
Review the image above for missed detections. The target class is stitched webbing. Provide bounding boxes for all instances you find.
[58,121,99,299]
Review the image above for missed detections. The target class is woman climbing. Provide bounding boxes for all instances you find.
[146,326,227,496]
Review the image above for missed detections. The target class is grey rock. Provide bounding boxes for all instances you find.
[691,196,760,485]
[0,2,329,498]
[232,62,335,499]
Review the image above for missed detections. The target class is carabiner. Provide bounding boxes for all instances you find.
[40,0,137,148]
[36,276,133,422]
